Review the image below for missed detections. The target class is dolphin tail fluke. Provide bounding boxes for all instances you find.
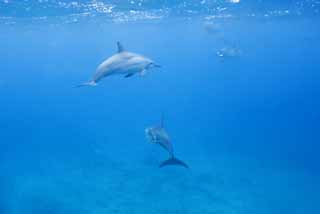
[159,157,189,169]
[76,81,97,87]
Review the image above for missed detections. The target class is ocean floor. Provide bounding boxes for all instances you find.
[2,148,319,214]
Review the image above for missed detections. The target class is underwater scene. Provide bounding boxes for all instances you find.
[1,0,320,213]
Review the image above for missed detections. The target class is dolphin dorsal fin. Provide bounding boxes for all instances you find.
[117,41,125,53]
[160,113,164,128]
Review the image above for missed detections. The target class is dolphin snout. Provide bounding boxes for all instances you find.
[145,128,156,143]
[145,128,150,134]
[145,128,152,137]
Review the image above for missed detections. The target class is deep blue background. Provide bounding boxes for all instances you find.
[1,17,319,169]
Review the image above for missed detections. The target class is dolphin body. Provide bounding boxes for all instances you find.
[145,117,189,169]
[78,42,160,87]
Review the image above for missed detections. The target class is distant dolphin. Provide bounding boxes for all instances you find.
[145,116,189,168]
[78,42,160,87]
[216,46,242,59]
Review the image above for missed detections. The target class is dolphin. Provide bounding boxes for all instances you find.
[145,116,189,169]
[216,46,242,59]
[78,42,160,87]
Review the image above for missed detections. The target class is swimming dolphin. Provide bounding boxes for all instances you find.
[216,46,242,59]
[78,42,160,87]
[145,116,189,168]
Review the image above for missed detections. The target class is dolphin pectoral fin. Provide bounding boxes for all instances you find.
[159,157,189,169]
[124,73,135,78]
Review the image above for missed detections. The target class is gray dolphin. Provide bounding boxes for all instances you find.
[78,42,160,87]
[145,116,189,168]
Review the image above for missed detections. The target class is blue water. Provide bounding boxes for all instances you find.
[1,0,320,213]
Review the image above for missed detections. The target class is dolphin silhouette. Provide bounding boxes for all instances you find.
[145,116,189,169]
[78,42,160,87]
